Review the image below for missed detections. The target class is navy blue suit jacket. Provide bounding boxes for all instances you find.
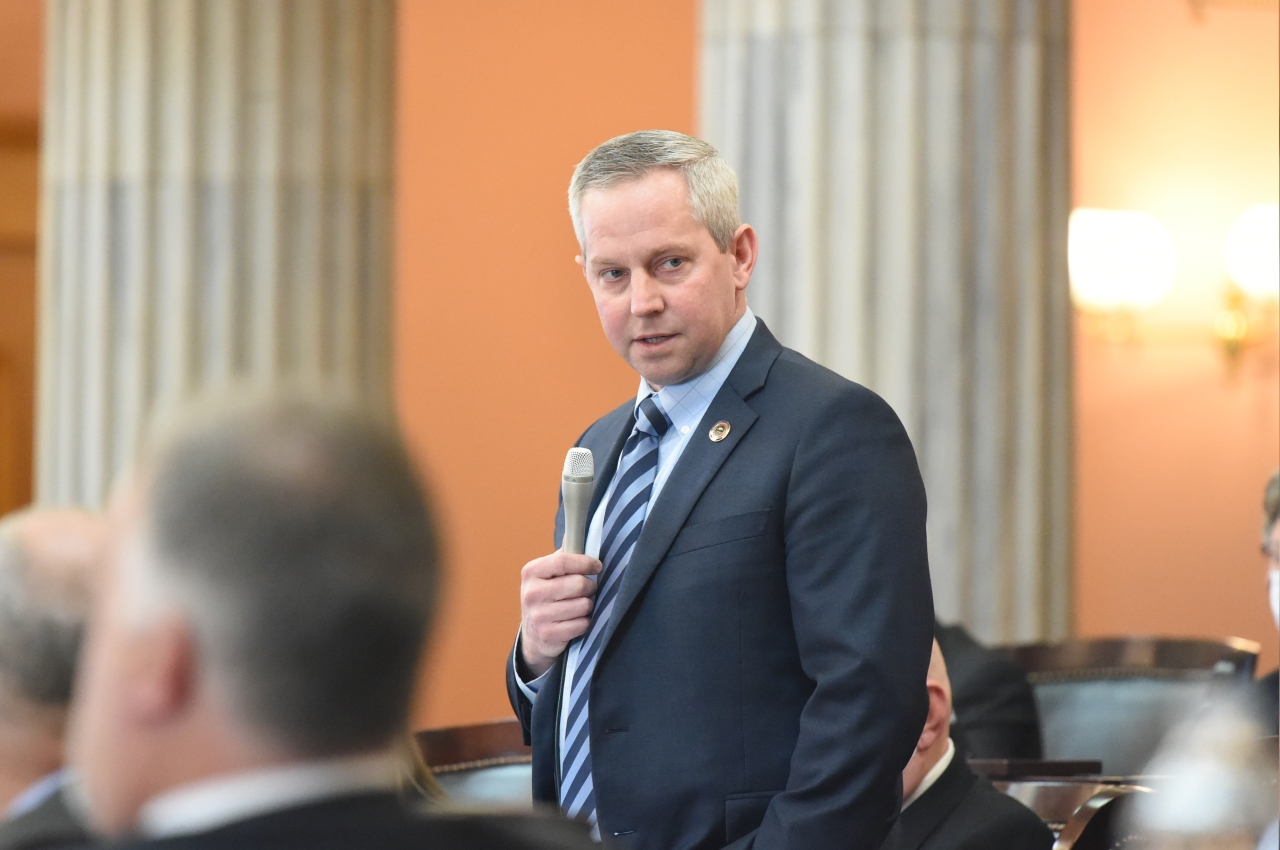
[507,321,934,850]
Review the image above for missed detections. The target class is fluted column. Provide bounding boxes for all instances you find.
[38,0,395,507]
[702,0,1071,643]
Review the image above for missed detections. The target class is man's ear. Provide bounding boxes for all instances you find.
[916,679,950,753]
[126,615,197,725]
[729,223,757,290]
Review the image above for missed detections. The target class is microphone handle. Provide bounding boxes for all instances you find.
[561,477,593,555]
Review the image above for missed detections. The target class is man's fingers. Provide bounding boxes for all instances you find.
[521,574,598,610]
[539,596,593,623]
[521,552,601,581]
[523,592,594,625]
[536,617,591,647]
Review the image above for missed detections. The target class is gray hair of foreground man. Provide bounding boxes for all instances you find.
[135,398,438,756]
[0,513,92,708]
[568,130,740,253]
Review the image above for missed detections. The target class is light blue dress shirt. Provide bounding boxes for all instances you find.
[515,308,759,746]
[5,768,68,819]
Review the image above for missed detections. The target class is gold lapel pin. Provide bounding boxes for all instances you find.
[709,421,731,442]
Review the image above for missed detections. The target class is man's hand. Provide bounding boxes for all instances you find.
[520,550,602,678]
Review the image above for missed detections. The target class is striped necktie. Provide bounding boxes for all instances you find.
[559,394,671,831]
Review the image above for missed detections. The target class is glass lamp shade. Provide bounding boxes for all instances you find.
[1225,204,1279,302]
[1068,208,1177,312]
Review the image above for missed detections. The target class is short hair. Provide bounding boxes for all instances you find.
[1265,468,1280,543]
[0,513,91,708]
[139,396,439,756]
[568,130,740,253]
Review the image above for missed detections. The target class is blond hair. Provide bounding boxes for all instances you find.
[568,130,740,253]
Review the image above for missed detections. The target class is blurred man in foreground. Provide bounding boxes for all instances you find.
[880,641,1052,850]
[68,396,593,850]
[0,510,101,850]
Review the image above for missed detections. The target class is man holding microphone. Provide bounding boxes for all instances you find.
[507,130,934,849]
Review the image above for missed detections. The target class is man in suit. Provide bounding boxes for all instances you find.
[507,130,934,849]
[0,509,102,850]
[66,396,595,850]
[880,641,1053,850]
[934,622,1042,759]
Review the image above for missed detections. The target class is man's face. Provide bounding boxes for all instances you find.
[577,169,753,389]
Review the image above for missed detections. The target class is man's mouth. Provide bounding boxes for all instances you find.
[636,334,675,345]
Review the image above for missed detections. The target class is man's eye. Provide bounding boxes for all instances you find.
[661,258,684,270]
[602,269,626,281]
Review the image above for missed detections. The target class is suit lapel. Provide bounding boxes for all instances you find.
[595,321,783,659]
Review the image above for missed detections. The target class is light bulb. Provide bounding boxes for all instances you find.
[1225,204,1279,302]
[1068,208,1177,312]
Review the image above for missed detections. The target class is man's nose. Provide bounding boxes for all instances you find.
[630,271,664,316]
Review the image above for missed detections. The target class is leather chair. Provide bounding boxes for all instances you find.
[416,719,534,808]
[997,636,1260,776]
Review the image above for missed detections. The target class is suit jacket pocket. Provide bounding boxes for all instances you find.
[668,509,771,557]
[725,790,779,843]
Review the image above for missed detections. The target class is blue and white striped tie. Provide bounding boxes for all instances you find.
[559,394,671,831]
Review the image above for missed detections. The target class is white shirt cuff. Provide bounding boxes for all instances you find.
[512,627,552,701]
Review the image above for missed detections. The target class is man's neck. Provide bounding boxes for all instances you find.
[137,749,401,838]
[0,713,64,814]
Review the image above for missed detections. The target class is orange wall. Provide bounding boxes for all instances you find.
[395,0,697,728]
[0,0,42,120]
[0,0,42,518]
[1073,0,1280,673]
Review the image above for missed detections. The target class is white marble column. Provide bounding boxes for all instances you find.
[38,0,395,507]
[702,0,1072,642]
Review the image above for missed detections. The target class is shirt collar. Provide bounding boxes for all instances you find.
[634,307,757,434]
[5,769,68,819]
[137,751,401,838]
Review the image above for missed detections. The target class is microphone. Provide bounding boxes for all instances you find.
[561,448,594,555]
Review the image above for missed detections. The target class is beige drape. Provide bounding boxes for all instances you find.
[37,0,396,507]
[701,0,1072,642]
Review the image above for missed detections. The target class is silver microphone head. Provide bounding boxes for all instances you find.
[563,447,594,481]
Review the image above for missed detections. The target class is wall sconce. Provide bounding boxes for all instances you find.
[1069,208,1177,340]
[1215,203,1279,362]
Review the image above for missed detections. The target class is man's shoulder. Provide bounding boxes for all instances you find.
[929,777,1054,850]
[0,789,89,850]
[107,795,595,850]
[753,345,906,439]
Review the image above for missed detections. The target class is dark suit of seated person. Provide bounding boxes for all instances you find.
[0,509,104,850]
[934,622,1041,759]
[881,640,1053,850]
[1256,470,1279,737]
[63,397,595,850]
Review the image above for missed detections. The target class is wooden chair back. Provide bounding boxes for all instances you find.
[415,719,533,808]
[996,636,1261,775]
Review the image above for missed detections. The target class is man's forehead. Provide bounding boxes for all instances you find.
[579,170,703,260]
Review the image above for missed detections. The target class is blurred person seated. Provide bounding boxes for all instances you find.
[65,395,594,850]
[880,641,1053,850]
[0,509,101,850]
[1126,696,1276,850]
[934,622,1042,759]
[1256,469,1278,736]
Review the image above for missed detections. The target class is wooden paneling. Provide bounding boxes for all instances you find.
[0,124,37,516]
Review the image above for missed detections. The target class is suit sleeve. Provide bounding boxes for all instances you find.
[728,385,934,850]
